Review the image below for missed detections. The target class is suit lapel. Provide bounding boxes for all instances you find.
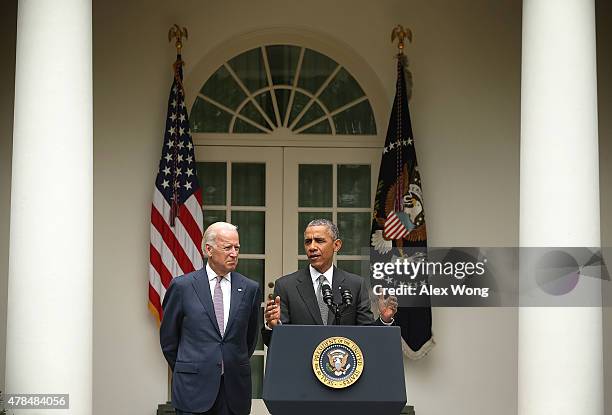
[191,267,222,337]
[296,268,324,325]
[329,267,346,325]
[224,272,246,336]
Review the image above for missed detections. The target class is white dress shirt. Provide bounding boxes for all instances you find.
[310,264,334,292]
[206,262,231,333]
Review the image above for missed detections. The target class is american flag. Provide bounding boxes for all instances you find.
[149,56,203,323]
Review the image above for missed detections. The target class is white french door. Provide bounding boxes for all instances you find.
[194,146,282,414]
[282,147,381,275]
[195,145,381,415]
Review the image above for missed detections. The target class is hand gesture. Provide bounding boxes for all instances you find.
[378,295,398,323]
[264,296,281,328]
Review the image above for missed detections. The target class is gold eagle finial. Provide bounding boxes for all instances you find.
[391,24,413,54]
[168,24,188,54]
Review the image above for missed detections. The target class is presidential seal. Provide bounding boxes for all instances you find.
[312,336,364,388]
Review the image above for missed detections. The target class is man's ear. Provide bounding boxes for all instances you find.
[333,239,343,253]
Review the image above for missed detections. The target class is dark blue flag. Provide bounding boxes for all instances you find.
[370,55,434,359]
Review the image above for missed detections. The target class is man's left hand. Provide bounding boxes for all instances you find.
[378,295,398,323]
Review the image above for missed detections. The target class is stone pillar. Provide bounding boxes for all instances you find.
[519,0,602,414]
[5,1,93,413]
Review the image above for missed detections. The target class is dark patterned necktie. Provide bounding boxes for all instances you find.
[316,275,328,325]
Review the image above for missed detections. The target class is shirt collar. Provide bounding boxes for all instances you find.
[309,264,333,286]
[206,262,232,283]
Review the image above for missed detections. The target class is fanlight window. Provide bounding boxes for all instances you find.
[190,45,377,135]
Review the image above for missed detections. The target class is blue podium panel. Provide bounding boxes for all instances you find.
[263,325,406,415]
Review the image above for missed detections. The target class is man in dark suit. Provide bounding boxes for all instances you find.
[262,219,397,346]
[160,222,261,415]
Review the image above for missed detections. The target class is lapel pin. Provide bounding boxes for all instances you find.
[238,288,243,292]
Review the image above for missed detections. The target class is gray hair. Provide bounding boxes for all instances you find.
[202,222,238,255]
[306,218,339,240]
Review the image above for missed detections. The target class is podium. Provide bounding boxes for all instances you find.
[263,325,406,415]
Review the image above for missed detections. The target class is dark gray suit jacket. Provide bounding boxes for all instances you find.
[262,266,386,346]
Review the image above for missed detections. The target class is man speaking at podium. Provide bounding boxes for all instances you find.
[262,219,397,346]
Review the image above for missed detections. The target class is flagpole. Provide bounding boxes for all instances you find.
[164,23,189,404]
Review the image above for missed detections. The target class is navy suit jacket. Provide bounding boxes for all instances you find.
[160,267,261,414]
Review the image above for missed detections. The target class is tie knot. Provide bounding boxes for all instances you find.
[216,275,224,283]
[318,275,326,285]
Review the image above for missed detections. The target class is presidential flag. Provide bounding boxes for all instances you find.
[149,56,203,323]
[370,55,434,359]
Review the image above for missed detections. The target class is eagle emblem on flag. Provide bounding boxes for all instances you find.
[371,165,427,255]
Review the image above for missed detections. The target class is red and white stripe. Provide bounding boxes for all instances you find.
[384,210,409,240]
[148,187,203,322]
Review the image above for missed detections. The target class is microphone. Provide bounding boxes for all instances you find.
[341,289,353,306]
[321,284,334,306]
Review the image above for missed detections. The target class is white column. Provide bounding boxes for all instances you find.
[5,1,92,414]
[519,0,602,414]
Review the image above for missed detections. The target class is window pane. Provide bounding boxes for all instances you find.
[200,65,246,111]
[231,211,265,254]
[190,97,232,133]
[233,118,266,133]
[298,259,310,270]
[266,45,300,86]
[196,162,226,206]
[294,101,326,130]
[297,49,338,94]
[228,47,268,93]
[298,164,332,207]
[337,212,371,255]
[337,260,366,278]
[298,212,333,252]
[232,163,265,206]
[251,355,264,399]
[300,120,332,134]
[337,164,371,208]
[236,259,264,304]
[239,101,271,130]
[254,92,276,127]
[236,259,265,351]
[318,68,365,112]
[333,100,377,135]
[274,89,291,124]
[203,209,226,231]
[288,92,310,127]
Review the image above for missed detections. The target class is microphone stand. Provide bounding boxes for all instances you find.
[322,285,351,325]
[329,302,350,325]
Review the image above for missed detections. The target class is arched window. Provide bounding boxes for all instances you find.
[190,45,377,135]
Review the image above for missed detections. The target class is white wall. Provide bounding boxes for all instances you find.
[0,0,608,414]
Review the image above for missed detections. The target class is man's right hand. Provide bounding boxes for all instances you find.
[264,296,281,328]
